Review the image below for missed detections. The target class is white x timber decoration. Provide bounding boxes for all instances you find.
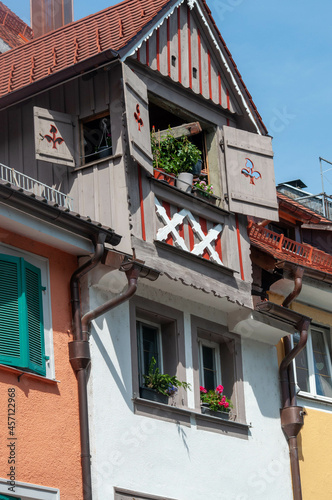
[155,198,224,265]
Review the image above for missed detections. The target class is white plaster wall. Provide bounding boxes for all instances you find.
[87,283,293,500]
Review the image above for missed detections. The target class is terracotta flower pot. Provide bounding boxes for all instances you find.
[153,168,175,186]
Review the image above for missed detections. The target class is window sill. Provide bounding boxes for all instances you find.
[0,364,60,384]
[133,397,249,438]
[298,392,332,410]
[73,153,122,172]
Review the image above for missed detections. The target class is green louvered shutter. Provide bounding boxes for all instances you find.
[24,260,46,376]
[0,254,25,369]
[0,494,22,499]
[0,254,45,376]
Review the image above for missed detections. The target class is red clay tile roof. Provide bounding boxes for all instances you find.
[0,2,33,50]
[277,191,331,224]
[0,0,172,100]
[248,221,332,275]
[0,0,267,134]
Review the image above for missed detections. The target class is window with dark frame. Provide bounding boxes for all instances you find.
[137,320,162,387]
[81,112,112,165]
[192,317,246,423]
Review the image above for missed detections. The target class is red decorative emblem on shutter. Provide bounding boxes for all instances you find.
[134,104,144,131]
[43,124,64,149]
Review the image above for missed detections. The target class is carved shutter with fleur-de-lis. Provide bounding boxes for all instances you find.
[34,106,78,167]
[122,63,153,175]
[223,126,278,221]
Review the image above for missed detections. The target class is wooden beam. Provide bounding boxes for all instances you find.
[155,121,202,139]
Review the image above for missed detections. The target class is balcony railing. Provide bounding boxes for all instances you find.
[0,163,73,210]
[248,221,332,273]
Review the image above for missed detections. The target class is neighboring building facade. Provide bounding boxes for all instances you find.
[249,192,332,500]
[0,1,320,500]
[0,179,122,499]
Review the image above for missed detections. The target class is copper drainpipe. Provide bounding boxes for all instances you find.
[279,265,309,500]
[69,233,141,500]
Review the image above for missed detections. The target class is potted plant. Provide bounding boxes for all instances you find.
[200,385,233,420]
[192,179,216,203]
[140,357,191,404]
[151,128,201,191]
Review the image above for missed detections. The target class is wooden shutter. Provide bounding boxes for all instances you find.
[0,255,25,368]
[24,261,46,376]
[34,106,78,167]
[122,64,153,174]
[0,254,46,376]
[223,126,279,221]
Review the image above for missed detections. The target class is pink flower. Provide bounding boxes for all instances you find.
[221,396,226,403]
[218,401,225,406]
[200,386,207,393]
[224,402,229,408]
[216,385,224,394]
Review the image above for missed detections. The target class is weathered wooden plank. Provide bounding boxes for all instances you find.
[169,11,178,82]
[149,31,157,71]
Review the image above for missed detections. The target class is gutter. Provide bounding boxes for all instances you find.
[257,266,311,500]
[69,238,159,500]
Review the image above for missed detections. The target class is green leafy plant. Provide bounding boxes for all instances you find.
[151,128,201,176]
[143,357,191,397]
[200,385,233,413]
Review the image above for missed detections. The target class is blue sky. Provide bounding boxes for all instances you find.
[6,0,332,195]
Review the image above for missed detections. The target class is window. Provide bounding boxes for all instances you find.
[81,112,112,164]
[137,320,163,387]
[130,297,187,409]
[294,326,332,399]
[0,478,59,499]
[0,254,46,376]
[199,339,221,391]
[191,316,246,423]
[0,244,53,379]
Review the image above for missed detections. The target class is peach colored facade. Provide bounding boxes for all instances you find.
[0,227,83,499]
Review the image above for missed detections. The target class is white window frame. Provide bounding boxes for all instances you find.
[294,326,332,403]
[137,319,163,387]
[0,243,55,380]
[198,339,222,390]
[0,479,59,499]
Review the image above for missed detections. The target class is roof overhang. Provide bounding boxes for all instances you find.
[0,180,121,254]
[0,49,119,111]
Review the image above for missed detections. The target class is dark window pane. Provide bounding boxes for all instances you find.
[141,324,160,376]
[202,345,216,391]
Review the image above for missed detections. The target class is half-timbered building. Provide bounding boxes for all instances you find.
[0,1,309,499]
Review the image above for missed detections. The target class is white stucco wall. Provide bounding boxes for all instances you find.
[87,282,293,500]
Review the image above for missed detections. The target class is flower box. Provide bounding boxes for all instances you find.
[192,189,217,205]
[139,387,169,404]
[201,404,230,420]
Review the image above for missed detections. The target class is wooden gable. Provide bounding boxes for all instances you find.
[131,1,241,116]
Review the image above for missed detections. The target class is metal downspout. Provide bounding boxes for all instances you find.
[69,248,141,500]
[279,266,309,500]
[69,233,106,500]
[81,264,140,338]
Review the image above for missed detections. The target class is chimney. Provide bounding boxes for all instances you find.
[31,0,73,38]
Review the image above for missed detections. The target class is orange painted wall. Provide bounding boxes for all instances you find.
[0,228,83,499]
